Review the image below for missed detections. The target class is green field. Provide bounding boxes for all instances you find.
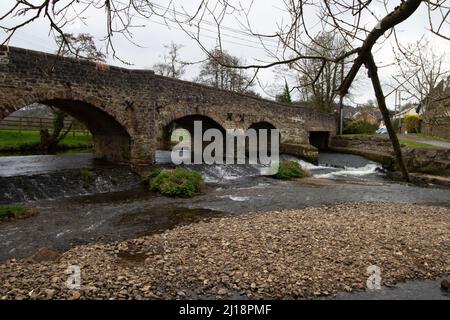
[0,130,92,152]
[171,128,191,143]
[398,139,441,149]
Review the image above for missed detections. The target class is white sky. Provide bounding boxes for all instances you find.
[0,0,449,109]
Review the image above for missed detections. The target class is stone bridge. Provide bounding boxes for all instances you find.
[0,46,336,164]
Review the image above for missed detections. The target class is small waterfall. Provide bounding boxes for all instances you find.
[156,150,384,183]
[313,163,381,179]
[188,163,265,183]
[0,167,140,204]
[0,151,386,204]
[156,150,269,183]
[284,153,384,180]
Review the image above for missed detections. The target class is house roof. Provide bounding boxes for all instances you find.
[344,105,383,120]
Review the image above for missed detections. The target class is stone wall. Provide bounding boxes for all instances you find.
[331,135,393,153]
[0,46,337,164]
[422,120,450,140]
[0,46,156,163]
[330,135,450,176]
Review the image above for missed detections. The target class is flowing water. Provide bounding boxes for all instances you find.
[0,151,449,299]
[155,150,385,185]
[0,154,139,204]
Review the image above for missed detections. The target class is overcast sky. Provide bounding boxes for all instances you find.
[0,0,448,109]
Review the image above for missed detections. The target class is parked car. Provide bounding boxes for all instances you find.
[376,127,388,134]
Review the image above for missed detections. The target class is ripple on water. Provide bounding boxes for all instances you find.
[219,195,250,202]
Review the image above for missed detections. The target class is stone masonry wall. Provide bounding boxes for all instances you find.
[0,46,336,164]
[422,120,450,141]
[331,135,450,176]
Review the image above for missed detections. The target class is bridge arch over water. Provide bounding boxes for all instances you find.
[0,89,132,162]
[0,46,337,164]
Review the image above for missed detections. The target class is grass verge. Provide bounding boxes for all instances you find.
[399,139,441,149]
[0,205,38,222]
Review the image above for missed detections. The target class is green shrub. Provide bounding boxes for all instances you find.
[343,120,378,135]
[149,168,203,197]
[274,160,308,180]
[404,114,420,133]
[80,168,95,182]
[140,167,162,185]
[0,205,25,219]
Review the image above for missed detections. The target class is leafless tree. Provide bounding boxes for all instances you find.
[289,32,351,112]
[39,109,73,152]
[1,0,450,180]
[56,33,106,63]
[196,47,254,93]
[153,42,186,79]
[392,40,449,128]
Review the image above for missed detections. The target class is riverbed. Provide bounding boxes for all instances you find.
[0,152,449,300]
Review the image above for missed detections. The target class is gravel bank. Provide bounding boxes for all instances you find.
[1,202,449,300]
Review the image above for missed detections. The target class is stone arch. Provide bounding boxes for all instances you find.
[246,121,280,159]
[248,121,277,131]
[158,107,228,131]
[0,90,132,163]
[158,114,226,150]
[309,131,330,150]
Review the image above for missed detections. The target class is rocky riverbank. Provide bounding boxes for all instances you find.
[0,202,449,300]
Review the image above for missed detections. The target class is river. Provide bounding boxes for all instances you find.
[0,151,449,299]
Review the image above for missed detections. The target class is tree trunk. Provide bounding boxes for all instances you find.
[366,53,410,181]
[39,128,54,152]
[39,109,71,153]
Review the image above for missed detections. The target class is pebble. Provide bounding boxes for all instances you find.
[218,288,228,295]
[68,290,81,300]
[0,203,448,300]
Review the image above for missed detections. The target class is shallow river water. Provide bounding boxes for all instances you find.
[0,152,449,299]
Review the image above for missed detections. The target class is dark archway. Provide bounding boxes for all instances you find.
[248,121,277,132]
[160,114,226,162]
[1,99,131,163]
[161,114,226,149]
[309,131,330,150]
[247,121,279,159]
